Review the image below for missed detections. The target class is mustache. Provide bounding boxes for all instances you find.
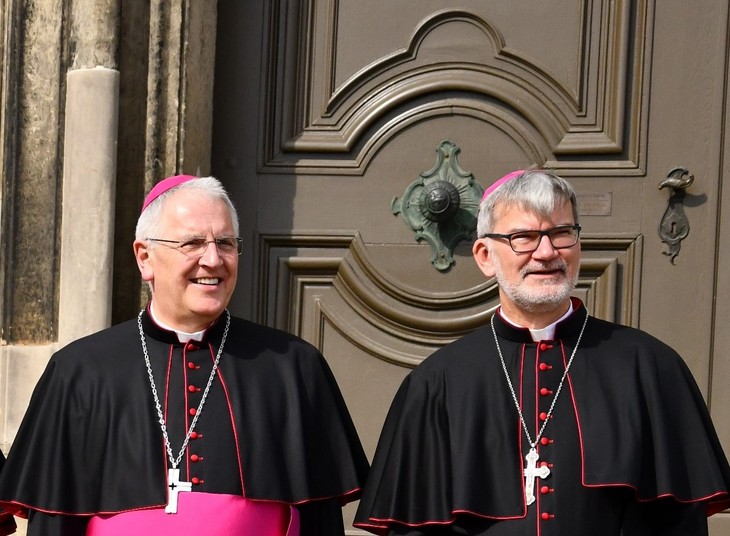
[520,260,568,278]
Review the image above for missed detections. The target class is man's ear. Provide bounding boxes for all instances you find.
[472,238,497,278]
[133,240,154,282]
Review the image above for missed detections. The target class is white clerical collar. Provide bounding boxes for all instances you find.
[499,302,574,342]
[149,302,205,343]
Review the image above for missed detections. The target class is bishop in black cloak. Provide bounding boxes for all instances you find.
[0,175,369,535]
[354,170,730,536]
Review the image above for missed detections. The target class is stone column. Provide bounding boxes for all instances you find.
[57,67,119,345]
[55,0,121,344]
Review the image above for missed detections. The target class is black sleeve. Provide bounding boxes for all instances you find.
[0,452,16,536]
[297,499,345,536]
[622,498,708,536]
[0,515,15,536]
[389,528,440,536]
[27,511,88,536]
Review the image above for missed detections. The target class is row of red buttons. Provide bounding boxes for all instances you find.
[537,344,557,522]
[187,358,205,487]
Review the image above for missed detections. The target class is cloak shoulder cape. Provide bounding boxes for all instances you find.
[0,311,369,517]
[354,304,730,533]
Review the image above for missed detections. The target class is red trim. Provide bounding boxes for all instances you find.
[214,347,247,497]
[516,343,528,516]
[0,499,167,518]
[567,333,590,492]
[532,339,541,535]
[451,508,525,521]
[285,486,363,506]
[162,344,175,488]
[355,506,527,535]
[181,343,191,480]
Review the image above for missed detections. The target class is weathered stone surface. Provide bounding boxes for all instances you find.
[4,0,64,343]
[68,0,120,69]
[112,2,151,323]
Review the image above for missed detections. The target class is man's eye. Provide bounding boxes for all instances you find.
[216,238,236,250]
[180,239,206,250]
[551,228,573,237]
[511,232,537,243]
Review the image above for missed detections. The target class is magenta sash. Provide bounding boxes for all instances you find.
[86,492,299,535]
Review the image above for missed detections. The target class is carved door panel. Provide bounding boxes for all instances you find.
[213,1,730,532]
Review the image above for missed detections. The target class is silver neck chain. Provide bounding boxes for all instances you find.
[137,310,231,469]
[490,310,588,450]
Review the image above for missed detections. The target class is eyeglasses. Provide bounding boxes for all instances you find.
[481,224,581,253]
[146,237,243,256]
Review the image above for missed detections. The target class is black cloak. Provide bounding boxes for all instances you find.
[0,309,368,533]
[354,301,730,535]
[0,452,15,535]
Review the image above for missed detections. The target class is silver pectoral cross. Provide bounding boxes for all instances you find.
[523,448,550,506]
[165,467,192,514]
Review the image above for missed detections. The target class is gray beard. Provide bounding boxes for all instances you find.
[494,261,578,314]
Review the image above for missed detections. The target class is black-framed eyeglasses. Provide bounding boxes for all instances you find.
[146,237,243,256]
[481,224,581,253]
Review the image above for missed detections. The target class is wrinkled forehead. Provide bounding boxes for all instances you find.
[160,190,235,230]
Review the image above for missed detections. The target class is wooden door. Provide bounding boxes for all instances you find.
[212,1,730,532]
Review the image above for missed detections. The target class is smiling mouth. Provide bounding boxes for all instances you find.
[528,269,563,276]
[523,264,567,278]
[192,277,220,285]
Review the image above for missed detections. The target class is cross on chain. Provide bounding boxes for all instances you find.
[523,448,550,505]
[165,467,192,514]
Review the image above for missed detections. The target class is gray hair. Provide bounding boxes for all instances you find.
[135,176,240,240]
[476,170,579,236]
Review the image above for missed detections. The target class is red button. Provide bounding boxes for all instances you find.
[189,408,197,416]
[185,342,197,351]
[539,412,549,421]
[188,385,198,393]
[539,343,550,351]
[190,432,200,439]
[187,362,196,369]
[192,477,201,485]
[541,512,554,520]
[540,437,553,446]
[191,454,202,462]
[540,461,554,468]
[539,363,552,371]
[540,486,553,494]
[540,388,552,396]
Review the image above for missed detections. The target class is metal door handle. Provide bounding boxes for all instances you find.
[658,166,694,264]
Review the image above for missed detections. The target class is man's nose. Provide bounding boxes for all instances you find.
[532,234,559,258]
[199,241,224,266]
